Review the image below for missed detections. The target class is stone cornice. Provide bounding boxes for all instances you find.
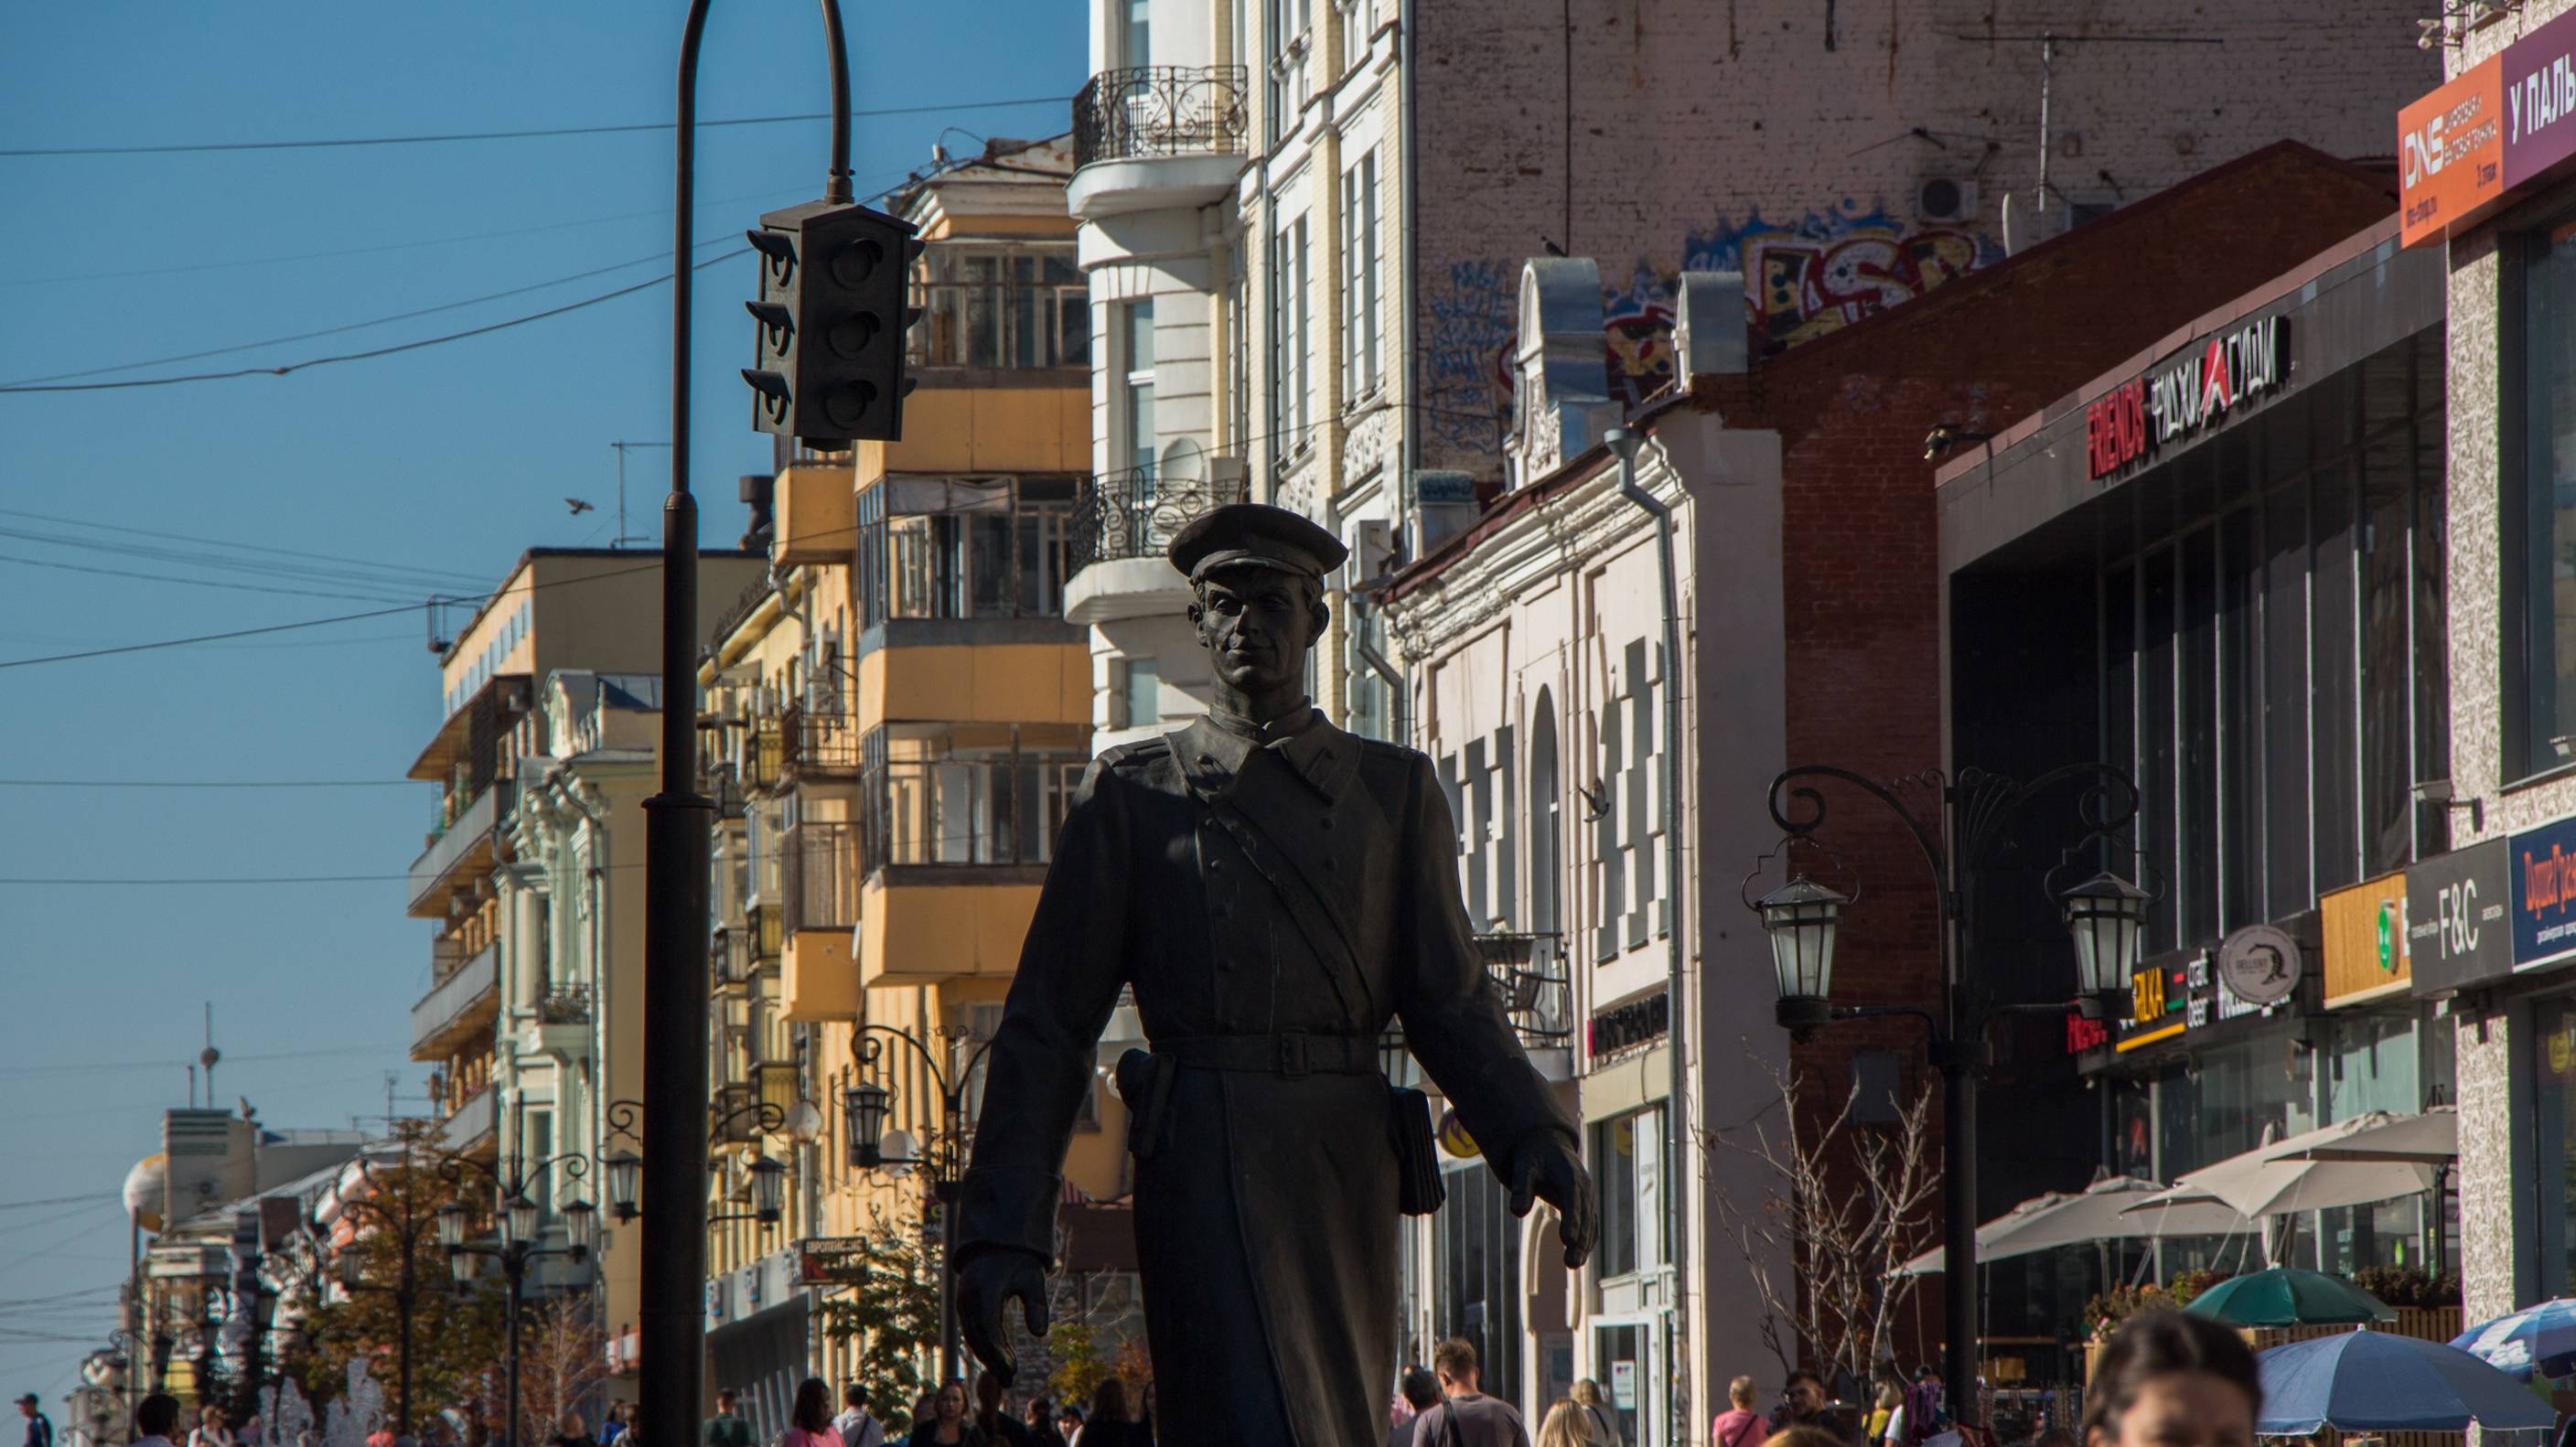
[1383,457,1684,659]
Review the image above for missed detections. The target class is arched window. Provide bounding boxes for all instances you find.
[1530,690,1561,937]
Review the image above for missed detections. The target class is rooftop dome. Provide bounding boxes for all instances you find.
[122,1152,166,1231]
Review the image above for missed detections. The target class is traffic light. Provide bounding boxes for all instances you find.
[742,199,924,447]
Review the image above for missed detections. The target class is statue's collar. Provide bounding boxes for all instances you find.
[1175,705,1355,802]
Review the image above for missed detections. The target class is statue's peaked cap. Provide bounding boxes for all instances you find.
[1167,502,1348,584]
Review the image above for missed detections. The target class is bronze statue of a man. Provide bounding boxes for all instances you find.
[954,503,1596,1446]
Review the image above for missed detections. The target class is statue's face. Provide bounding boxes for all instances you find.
[1190,565,1323,697]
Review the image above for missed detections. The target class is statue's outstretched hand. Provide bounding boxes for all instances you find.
[1506,1133,1599,1270]
[956,1248,1050,1384]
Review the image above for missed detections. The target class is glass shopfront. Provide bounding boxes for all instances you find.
[2528,996,2576,1295]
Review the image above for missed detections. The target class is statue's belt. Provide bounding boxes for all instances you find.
[1152,1032,1378,1078]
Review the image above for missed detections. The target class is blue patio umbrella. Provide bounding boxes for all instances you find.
[2454,1298,2576,1379]
[2256,1329,2558,1434]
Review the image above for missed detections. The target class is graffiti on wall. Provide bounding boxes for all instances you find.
[1684,200,2002,352]
[1414,200,2003,453]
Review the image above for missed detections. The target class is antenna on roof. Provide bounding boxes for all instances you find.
[199,1002,220,1107]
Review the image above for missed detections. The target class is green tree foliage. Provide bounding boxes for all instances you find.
[292,1122,507,1429]
[811,1217,940,1437]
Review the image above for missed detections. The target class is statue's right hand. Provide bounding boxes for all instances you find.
[955,1248,1051,1384]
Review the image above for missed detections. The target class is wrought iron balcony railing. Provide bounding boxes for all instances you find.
[782,707,862,778]
[1070,469,1250,570]
[1477,932,1572,1049]
[1072,66,1250,168]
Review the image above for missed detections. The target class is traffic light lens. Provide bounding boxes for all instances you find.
[824,381,878,430]
[827,315,880,358]
[830,239,884,289]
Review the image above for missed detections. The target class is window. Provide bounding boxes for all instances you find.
[1335,0,1373,74]
[1594,639,1662,961]
[1122,300,1157,493]
[1123,0,1151,70]
[2515,220,2576,779]
[1271,225,1295,451]
[1119,657,1161,730]
[909,246,1086,369]
[853,476,1079,628]
[1529,696,1561,936]
[1343,151,1380,399]
[1227,244,1250,452]
[1590,1105,1665,1281]
[860,723,1090,871]
[1264,0,1309,145]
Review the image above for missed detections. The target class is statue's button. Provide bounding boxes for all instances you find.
[1198,753,1217,766]
[1209,859,1225,872]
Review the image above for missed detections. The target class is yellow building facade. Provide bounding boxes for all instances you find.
[697,135,1130,1420]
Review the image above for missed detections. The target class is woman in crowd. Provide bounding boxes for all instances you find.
[2079,1312,2261,1447]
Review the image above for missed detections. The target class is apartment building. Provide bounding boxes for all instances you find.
[696,137,1132,1422]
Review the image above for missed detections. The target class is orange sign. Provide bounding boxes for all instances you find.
[2322,873,2411,1007]
[2400,56,2507,247]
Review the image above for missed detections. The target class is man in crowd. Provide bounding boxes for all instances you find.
[1409,1339,1528,1447]
[831,1385,883,1447]
[16,1394,49,1447]
[1388,1368,1443,1447]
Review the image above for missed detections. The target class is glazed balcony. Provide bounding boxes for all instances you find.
[782,708,862,779]
[1068,66,1250,220]
[407,781,511,918]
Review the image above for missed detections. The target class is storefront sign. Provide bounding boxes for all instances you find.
[2322,874,2411,1007]
[2118,944,2289,1054]
[2217,922,2303,1005]
[1437,1108,1481,1160]
[2506,10,2576,190]
[2400,57,2507,246]
[2408,838,2512,996]
[1590,991,1669,1056]
[2513,814,2576,972]
[2084,316,2290,480]
[2399,10,2576,248]
[2065,1012,2110,1056]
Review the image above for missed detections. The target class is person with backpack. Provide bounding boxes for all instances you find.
[1711,1377,1761,1447]
[1411,1339,1530,1447]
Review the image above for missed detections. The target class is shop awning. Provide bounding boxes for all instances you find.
[1895,1174,2250,1276]
[2123,1114,2441,1219]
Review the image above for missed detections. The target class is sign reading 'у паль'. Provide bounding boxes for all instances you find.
[2087,316,2291,479]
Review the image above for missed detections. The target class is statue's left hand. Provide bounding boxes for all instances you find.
[1505,1132,1598,1269]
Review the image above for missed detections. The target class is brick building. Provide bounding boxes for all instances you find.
[1378,141,2399,1441]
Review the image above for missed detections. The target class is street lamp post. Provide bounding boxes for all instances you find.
[322,1151,456,1439]
[438,1152,598,1447]
[841,1025,998,1386]
[646,6,855,1446]
[1744,764,2149,1425]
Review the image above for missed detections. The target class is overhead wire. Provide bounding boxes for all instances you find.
[0,508,488,587]
[0,247,749,393]
[0,94,1069,158]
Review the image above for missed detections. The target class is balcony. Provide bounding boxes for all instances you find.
[410,940,499,1062]
[1068,66,1249,220]
[1482,933,1573,1081]
[407,781,511,917]
[439,1086,495,1153]
[1064,466,1250,625]
[782,709,862,779]
[784,821,861,931]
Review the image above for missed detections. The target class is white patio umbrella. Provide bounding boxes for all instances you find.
[1896,1174,2252,1276]
[2280,1106,2458,1165]
[2121,1114,2440,1221]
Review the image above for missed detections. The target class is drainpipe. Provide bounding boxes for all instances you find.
[1607,425,1690,1437]
[1345,592,1410,745]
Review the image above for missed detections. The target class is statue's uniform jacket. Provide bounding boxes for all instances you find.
[957,709,1578,1447]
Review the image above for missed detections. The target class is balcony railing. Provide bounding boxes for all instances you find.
[408,781,510,915]
[1477,932,1572,1050]
[783,821,861,931]
[782,708,862,778]
[1073,66,1250,167]
[411,940,499,1057]
[1070,469,1250,570]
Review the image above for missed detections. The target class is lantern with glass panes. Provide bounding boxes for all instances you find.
[596,1088,821,1227]
[1741,762,2149,1428]
[437,1146,602,1447]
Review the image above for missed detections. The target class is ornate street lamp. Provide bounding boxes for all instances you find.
[502,1195,540,1251]
[562,1198,599,1256]
[1753,875,1849,1030]
[746,1156,788,1224]
[2060,871,2151,1017]
[434,1201,469,1252]
[784,1099,825,1147]
[843,1081,890,1169]
[604,1152,642,1222]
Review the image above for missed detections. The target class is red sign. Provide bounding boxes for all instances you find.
[2086,378,2149,479]
[2399,56,2506,247]
[2065,1013,2109,1056]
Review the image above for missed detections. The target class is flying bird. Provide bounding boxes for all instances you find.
[565,498,596,515]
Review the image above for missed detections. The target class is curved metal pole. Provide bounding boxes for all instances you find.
[1766,764,1952,901]
[648,4,854,1434]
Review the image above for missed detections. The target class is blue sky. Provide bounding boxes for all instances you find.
[0,0,1085,1402]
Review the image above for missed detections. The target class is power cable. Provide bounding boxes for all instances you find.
[0,552,423,606]
[0,1045,392,1077]
[0,508,487,587]
[0,248,747,394]
[0,522,476,595]
[0,95,1069,158]
[1,233,741,386]
[0,1199,113,1215]
[0,778,408,789]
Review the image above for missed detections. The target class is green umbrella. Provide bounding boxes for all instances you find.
[2184,1269,2397,1327]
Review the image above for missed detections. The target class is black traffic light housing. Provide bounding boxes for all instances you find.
[742,199,924,448]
